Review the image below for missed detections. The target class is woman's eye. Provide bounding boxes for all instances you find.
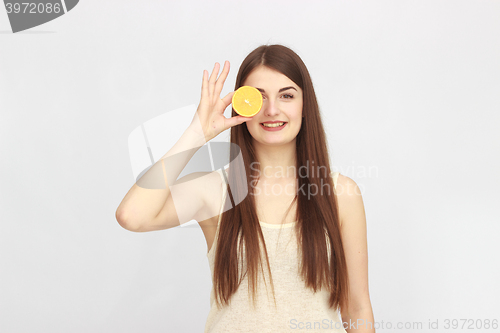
[261,94,294,99]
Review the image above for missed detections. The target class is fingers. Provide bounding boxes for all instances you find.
[201,70,208,100]
[200,61,230,112]
[208,62,220,97]
[221,90,235,106]
[214,61,230,98]
[217,90,235,115]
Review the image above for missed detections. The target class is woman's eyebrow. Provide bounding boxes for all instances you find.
[255,86,297,93]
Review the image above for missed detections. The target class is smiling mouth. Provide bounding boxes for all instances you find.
[261,122,287,128]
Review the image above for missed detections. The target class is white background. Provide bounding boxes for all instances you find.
[1,0,499,332]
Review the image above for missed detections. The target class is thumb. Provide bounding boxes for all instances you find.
[225,115,252,130]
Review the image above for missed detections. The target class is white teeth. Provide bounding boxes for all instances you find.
[262,122,285,128]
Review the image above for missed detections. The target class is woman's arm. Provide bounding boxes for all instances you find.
[115,127,208,231]
[116,61,250,232]
[337,174,375,333]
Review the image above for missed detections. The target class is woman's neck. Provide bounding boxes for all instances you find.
[252,140,297,180]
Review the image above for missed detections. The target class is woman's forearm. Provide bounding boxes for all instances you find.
[115,125,206,229]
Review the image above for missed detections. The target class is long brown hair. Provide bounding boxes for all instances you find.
[213,44,349,312]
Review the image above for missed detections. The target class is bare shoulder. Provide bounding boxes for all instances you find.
[335,174,366,228]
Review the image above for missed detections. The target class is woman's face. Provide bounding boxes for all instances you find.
[242,66,303,146]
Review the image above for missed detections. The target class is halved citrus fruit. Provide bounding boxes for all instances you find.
[232,86,263,117]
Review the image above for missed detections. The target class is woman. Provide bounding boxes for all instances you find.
[116,44,375,333]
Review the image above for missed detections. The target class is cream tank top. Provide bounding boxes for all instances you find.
[205,169,346,333]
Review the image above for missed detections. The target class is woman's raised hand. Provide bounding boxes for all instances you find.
[189,61,252,143]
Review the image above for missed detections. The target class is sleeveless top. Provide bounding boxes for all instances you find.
[204,169,346,333]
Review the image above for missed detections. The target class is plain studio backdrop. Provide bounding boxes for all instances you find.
[1,1,499,332]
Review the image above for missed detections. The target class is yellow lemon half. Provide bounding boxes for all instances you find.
[232,86,263,117]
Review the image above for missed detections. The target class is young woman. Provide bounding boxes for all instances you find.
[116,44,375,333]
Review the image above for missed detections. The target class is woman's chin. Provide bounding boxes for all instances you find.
[254,137,296,146]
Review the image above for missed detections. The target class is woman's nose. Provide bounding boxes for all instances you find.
[264,100,280,117]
